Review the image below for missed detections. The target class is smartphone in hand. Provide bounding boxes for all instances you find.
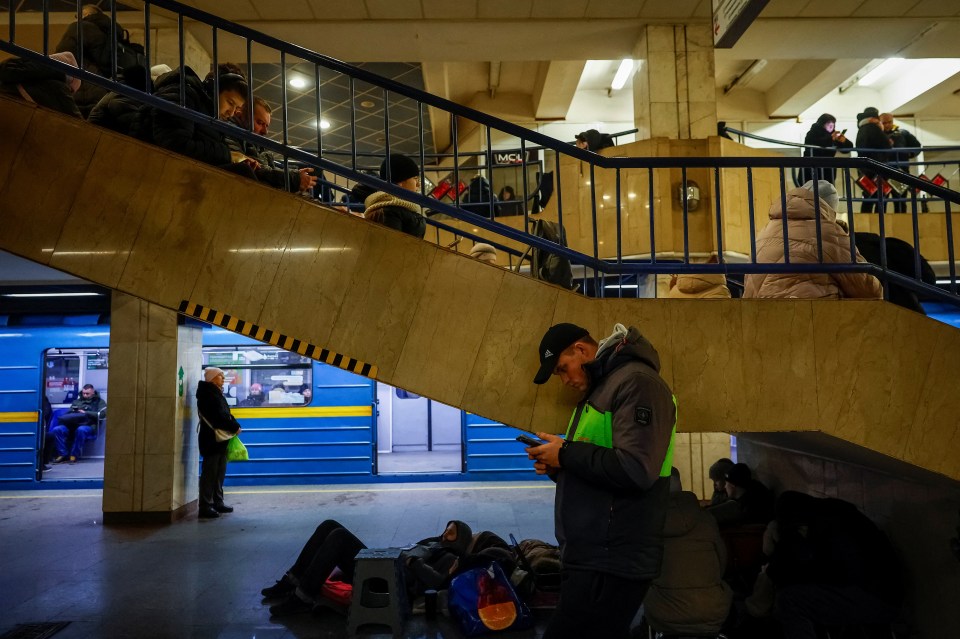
[516,434,542,447]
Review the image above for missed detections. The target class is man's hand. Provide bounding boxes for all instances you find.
[298,167,317,192]
[526,432,564,471]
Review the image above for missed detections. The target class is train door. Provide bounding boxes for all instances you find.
[375,383,463,475]
[40,348,108,481]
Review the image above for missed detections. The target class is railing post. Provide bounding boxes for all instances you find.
[713,167,724,263]
[681,166,690,264]
[778,168,790,265]
[177,13,185,107]
[648,168,656,264]
[589,164,600,295]
[811,176,824,263]
[349,76,357,173]
[746,168,757,263]
[946,200,958,295]
[616,168,623,298]
[42,0,49,56]
[281,50,290,192]
[144,2,151,93]
[844,168,858,262]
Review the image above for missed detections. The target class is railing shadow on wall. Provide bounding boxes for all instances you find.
[2,0,959,306]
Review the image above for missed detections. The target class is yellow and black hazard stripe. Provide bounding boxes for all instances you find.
[178,301,378,379]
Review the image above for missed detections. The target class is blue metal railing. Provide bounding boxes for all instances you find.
[3,0,960,307]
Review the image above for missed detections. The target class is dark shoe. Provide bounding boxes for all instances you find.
[262,575,296,599]
[198,507,220,519]
[42,464,53,471]
[214,504,234,513]
[68,456,77,464]
[269,594,313,618]
[53,456,67,464]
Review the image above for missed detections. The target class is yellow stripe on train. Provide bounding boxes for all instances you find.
[231,406,372,419]
[0,411,40,423]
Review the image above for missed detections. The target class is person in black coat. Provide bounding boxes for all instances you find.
[801,113,853,185]
[853,232,936,314]
[880,113,923,213]
[707,462,774,527]
[767,492,902,639]
[196,367,241,519]
[144,63,250,168]
[854,107,893,213]
[55,4,120,117]
[88,64,150,137]
[363,154,427,238]
[0,52,82,117]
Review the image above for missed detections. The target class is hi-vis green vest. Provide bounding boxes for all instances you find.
[565,395,678,478]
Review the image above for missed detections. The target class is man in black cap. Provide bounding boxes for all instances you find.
[855,106,893,212]
[526,322,677,639]
[362,153,426,238]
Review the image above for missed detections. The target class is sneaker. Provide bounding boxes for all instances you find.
[262,575,296,599]
[53,456,67,464]
[68,456,77,464]
[42,464,53,471]
[214,504,234,513]
[269,594,313,618]
[198,507,220,519]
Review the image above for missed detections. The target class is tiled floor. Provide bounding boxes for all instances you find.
[0,482,558,638]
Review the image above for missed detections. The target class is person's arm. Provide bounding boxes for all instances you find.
[902,130,921,159]
[152,108,232,166]
[197,393,241,433]
[828,237,883,299]
[558,373,675,491]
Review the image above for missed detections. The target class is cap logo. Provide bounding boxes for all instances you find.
[543,349,553,359]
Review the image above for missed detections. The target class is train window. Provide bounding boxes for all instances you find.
[43,348,109,405]
[202,346,312,407]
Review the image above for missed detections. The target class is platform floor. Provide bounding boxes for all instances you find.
[0,482,557,638]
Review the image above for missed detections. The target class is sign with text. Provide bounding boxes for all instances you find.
[493,149,537,166]
[713,0,770,48]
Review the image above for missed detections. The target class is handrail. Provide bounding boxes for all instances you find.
[3,0,959,309]
[722,126,960,157]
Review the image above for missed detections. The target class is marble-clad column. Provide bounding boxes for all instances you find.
[103,292,202,524]
[633,24,717,140]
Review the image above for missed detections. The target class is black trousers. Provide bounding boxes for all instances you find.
[290,519,367,598]
[775,584,896,639]
[199,450,227,510]
[543,569,651,639]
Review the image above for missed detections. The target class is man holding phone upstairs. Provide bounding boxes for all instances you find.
[526,322,677,639]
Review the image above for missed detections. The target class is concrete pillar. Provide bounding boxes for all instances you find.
[633,24,717,140]
[102,292,202,524]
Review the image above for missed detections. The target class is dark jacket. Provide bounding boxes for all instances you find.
[887,126,921,166]
[707,479,774,527]
[644,491,733,635]
[767,492,902,607]
[55,11,117,115]
[0,57,81,117]
[89,90,143,136]
[855,121,892,177]
[364,191,427,238]
[145,67,232,166]
[554,326,676,579]
[224,134,303,192]
[400,520,473,597]
[802,116,852,184]
[196,380,241,457]
[854,232,936,314]
[68,391,106,423]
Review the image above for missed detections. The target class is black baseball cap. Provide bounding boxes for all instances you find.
[533,323,590,385]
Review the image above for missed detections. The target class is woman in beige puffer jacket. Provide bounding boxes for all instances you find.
[743,188,882,299]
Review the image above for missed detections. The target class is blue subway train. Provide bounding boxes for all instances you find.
[0,319,541,488]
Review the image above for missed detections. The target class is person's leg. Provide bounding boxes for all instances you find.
[860,190,875,213]
[198,452,220,513]
[214,450,228,508]
[297,526,367,598]
[70,424,95,458]
[776,583,895,639]
[543,570,649,639]
[289,520,350,579]
[51,425,70,459]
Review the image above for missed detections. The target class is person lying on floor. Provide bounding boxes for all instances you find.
[262,518,513,617]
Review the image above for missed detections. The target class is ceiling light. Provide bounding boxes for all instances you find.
[319,119,331,130]
[3,292,101,298]
[604,284,639,290]
[359,100,376,108]
[859,58,905,87]
[611,59,634,91]
[289,76,307,89]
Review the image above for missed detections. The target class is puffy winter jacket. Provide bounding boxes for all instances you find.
[667,274,731,299]
[196,380,240,457]
[743,188,883,300]
[364,191,426,238]
[644,491,733,636]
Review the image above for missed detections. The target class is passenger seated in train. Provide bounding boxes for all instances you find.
[142,62,253,169]
[667,255,732,299]
[227,96,318,193]
[0,52,82,118]
[363,154,427,239]
[641,468,733,638]
[764,491,902,639]
[708,457,735,506]
[707,462,774,528]
[263,519,512,618]
[50,383,105,464]
[237,383,266,407]
[743,180,883,300]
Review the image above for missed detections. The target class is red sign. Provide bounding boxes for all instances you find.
[932,173,947,186]
[858,175,878,196]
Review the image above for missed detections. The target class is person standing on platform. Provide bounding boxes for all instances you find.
[196,367,241,519]
[526,322,677,639]
[801,113,852,185]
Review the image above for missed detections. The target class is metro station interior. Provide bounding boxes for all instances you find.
[2,1,960,638]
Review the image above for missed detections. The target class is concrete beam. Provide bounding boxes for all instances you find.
[766,58,871,117]
[532,60,586,120]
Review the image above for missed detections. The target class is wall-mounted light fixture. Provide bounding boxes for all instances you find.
[676,180,701,211]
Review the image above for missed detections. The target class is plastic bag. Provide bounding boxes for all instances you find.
[449,562,533,636]
[226,436,248,462]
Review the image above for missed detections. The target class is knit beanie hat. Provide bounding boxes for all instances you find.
[203,367,224,383]
[469,243,497,264]
[48,52,81,94]
[801,179,839,211]
[379,154,419,184]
